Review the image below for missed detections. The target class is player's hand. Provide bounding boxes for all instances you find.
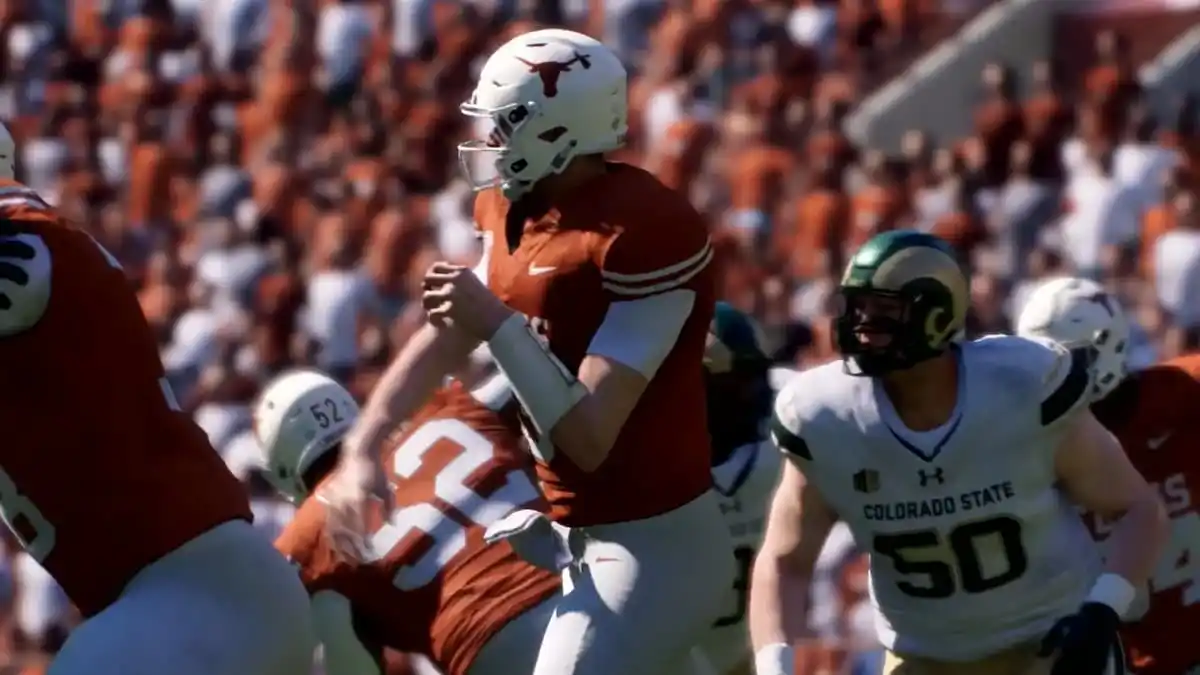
[317,450,390,562]
[422,262,513,340]
[1037,602,1121,675]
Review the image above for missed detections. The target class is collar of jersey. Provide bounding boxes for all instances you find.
[872,346,967,462]
[711,439,765,496]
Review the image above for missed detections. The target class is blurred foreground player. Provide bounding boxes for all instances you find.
[702,303,784,675]
[0,125,314,675]
[755,231,1165,675]
[327,28,735,675]
[257,370,561,675]
[1019,276,1200,675]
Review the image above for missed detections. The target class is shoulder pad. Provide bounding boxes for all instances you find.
[0,233,51,337]
[769,363,844,461]
[968,334,1093,426]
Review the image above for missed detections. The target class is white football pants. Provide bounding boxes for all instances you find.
[525,491,738,675]
[49,520,315,675]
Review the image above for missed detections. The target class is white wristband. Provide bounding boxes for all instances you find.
[487,314,586,438]
[1086,572,1137,618]
[754,643,794,675]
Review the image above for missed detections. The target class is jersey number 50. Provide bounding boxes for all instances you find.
[873,516,1028,598]
[368,419,541,590]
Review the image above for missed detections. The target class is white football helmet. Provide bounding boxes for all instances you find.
[0,122,14,180]
[252,370,360,502]
[458,28,628,200]
[1016,277,1131,401]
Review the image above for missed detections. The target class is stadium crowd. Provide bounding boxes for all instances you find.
[0,0,1192,672]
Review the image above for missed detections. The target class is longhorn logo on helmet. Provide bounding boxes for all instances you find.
[515,52,592,97]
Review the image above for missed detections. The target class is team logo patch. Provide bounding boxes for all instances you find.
[853,469,880,494]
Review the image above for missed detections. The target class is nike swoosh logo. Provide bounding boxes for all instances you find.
[528,264,557,276]
[1148,432,1173,450]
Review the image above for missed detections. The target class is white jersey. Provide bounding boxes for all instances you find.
[771,336,1102,661]
[703,438,782,674]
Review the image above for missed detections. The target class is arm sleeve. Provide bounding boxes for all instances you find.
[586,211,713,378]
[0,233,52,337]
[586,290,696,379]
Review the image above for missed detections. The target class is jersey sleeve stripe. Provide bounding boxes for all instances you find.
[600,242,712,297]
[0,196,48,211]
[769,415,812,460]
[601,238,712,283]
[1040,347,1092,425]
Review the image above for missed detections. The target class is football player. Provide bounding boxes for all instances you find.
[325,28,735,675]
[1018,276,1200,675]
[0,127,314,675]
[751,231,1167,675]
[257,369,562,675]
[702,303,784,675]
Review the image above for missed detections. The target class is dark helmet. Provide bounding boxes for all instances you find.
[704,302,772,465]
[835,230,968,376]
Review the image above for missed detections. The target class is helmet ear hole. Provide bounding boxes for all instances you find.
[1095,329,1109,346]
[538,126,569,142]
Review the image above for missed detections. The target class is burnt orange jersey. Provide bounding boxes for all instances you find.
[474,163,715,526]
[1090,355,1200,675]
[0,181,250,616]
[274,386,559,675]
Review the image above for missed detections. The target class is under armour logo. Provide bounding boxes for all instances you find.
[515,52,592,97]
[918,468,945,487]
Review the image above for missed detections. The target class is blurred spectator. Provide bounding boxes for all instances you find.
[1154,189,1200,332]
[1060,145,1140,278]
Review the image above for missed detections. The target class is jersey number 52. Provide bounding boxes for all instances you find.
[873,516,1028,598]
[368,419,541,590]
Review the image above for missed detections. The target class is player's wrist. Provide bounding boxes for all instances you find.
[753,642,794,675]
[480,305,516,340]
[487,313,586,440]
[1085,573,1137,619]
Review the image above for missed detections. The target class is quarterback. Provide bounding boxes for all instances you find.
[326,28,735,675]
[0,127,313,675]
[702,302,785,675]
[750,231,1166,675]
[1019,277,1200,675]
[257,370,561,675]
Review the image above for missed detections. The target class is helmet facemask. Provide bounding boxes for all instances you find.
[835,281,957,377]
[458,99,582,200]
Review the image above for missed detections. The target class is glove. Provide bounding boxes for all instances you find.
[1038,602,1121,675]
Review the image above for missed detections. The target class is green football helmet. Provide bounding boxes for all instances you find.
[835,230,967,376]
[704,302,771,375]
[704,302,772,465]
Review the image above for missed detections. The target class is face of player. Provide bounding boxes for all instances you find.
[845,292,905,349]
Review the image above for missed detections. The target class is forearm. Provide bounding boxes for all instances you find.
[1055,411,1169,590]
[348,323,477,461]
[488,292,688,472]
[749,555,813,651]
[1101,489,1168,585]
[544,355,643,472]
